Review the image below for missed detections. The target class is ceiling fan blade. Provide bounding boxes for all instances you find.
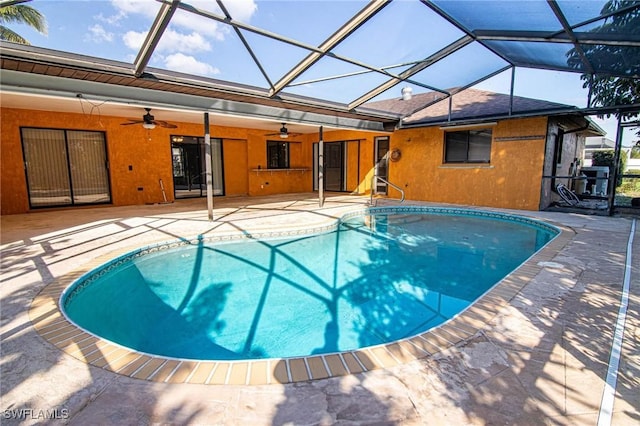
[155,120,178,129]
[264,132,303,137]
[121,121,143,126]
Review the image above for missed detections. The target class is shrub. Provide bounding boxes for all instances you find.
[619,169,640,195]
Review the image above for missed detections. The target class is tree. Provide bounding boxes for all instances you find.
[567,1,640,126]
[0,3,47,45]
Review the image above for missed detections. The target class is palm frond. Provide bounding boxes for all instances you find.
[0,5,47,35]
[0,25,29,44]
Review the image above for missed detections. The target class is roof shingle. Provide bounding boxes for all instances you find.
[365,88,576,126]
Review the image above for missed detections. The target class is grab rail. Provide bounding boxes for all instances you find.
[370,175,405,206]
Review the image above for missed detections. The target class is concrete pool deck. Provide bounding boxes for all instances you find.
[1,193,638,425]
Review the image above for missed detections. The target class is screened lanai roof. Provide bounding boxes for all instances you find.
[1,0,639,130]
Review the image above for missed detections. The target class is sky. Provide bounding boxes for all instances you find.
[7,0,636,145]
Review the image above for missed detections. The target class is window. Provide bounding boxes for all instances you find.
[267,140,289,168]
[21,128,111,208]
[444,129,492,163]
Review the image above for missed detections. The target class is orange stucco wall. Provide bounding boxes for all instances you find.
[387,117,549,210]
[0,107,320,214]
[1,108,30,214]
[222,139,248,196]
[0,106,549,214]
[346,140,361,190]
[247,133,314,196]
[0,107,385,214]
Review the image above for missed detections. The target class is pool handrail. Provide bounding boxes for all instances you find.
[370,175,405,206]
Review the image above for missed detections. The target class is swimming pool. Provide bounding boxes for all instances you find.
[61,206,558,362]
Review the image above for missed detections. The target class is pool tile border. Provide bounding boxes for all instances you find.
[29,208,574,385]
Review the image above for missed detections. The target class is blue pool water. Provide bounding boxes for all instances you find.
[63,208,557,360]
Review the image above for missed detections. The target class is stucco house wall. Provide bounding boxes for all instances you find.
[0,107,385,215]
[0,107,315,214]
[387,117,548,211]
[0,95,598,215]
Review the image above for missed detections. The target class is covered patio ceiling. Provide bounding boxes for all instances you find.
[0,0,638,133]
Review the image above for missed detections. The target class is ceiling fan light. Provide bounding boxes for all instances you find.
[143,122,156,130]
[279,124,288,138]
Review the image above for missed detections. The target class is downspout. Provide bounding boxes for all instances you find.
[560,120,591,185]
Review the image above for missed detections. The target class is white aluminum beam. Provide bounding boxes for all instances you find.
[348,35,473,110]
[133,0,180,77]
[269,0,390,98]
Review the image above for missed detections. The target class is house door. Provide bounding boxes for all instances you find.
[313,142,346,191]
[325,142,344,191]
[21,128,111,208]
[171,136,224,198]
[374,136,389,194]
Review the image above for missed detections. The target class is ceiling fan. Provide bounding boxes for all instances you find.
[121,108,177,129]
[265,123,301,139]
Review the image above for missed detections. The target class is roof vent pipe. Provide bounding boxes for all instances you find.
[401,87,412,101]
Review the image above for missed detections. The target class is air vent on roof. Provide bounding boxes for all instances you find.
[401,87,412,101]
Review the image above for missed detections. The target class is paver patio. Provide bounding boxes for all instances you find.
[1,194,638,425]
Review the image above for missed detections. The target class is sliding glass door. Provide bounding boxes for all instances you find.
[21,128,111,208]
[313,142,347,192]
[171,136,224,198]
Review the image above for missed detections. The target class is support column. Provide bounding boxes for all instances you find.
[509,66,515,116]
[609,116,623,217]
[204,112,214,221]
[319,126,324,208]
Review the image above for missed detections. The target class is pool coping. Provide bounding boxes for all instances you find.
[29,207,574,386]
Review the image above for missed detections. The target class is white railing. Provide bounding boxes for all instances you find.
[370,175,405,206]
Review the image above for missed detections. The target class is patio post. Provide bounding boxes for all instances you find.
[204,112,214,221]
[609,116,623,217]
[319,125,324,207]
[509,66,515,116]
